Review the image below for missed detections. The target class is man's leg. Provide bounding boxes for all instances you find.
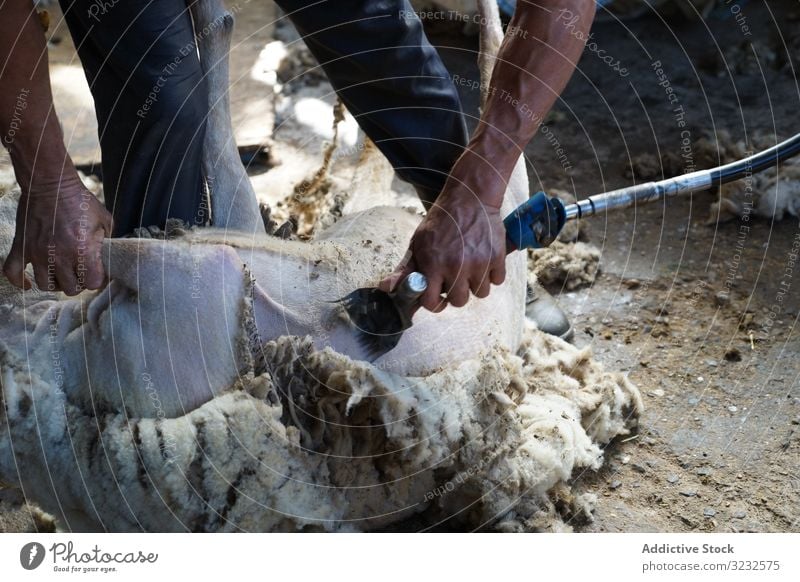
[58,0,207,236]
[274,0,469,208]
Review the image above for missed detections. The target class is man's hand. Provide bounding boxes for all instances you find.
[380,181,507,312]
[1,1,113,295]
[3,179,112,296]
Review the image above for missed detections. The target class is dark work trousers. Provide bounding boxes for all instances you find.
[59,0,208,236]
[59,0,469,235]
[273,0,470,207]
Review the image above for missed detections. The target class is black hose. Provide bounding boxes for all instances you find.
[710,133,800,187]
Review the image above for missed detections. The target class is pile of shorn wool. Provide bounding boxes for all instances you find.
[1,322,641,531]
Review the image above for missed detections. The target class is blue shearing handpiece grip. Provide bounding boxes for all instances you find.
[504,191,567,251]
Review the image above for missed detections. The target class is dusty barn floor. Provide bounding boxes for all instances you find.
[2,1,799,532]
[523,2,800,532]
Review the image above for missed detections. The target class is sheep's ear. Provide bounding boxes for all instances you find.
[188,0,262,233]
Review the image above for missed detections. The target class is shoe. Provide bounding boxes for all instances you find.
[526,281,574,341]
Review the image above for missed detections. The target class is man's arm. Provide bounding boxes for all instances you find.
[381,0,595,311]
[1,0,111,295]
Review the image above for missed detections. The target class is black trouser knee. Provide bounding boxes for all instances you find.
[59,0,207,236]
[275,0,469,207]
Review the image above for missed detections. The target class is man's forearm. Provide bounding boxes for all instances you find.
[1,0,82,196]
[452,0,595,207]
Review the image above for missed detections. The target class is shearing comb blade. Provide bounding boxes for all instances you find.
[337,272,428,361]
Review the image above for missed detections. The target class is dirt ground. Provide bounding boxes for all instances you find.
[2,1,799,532]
